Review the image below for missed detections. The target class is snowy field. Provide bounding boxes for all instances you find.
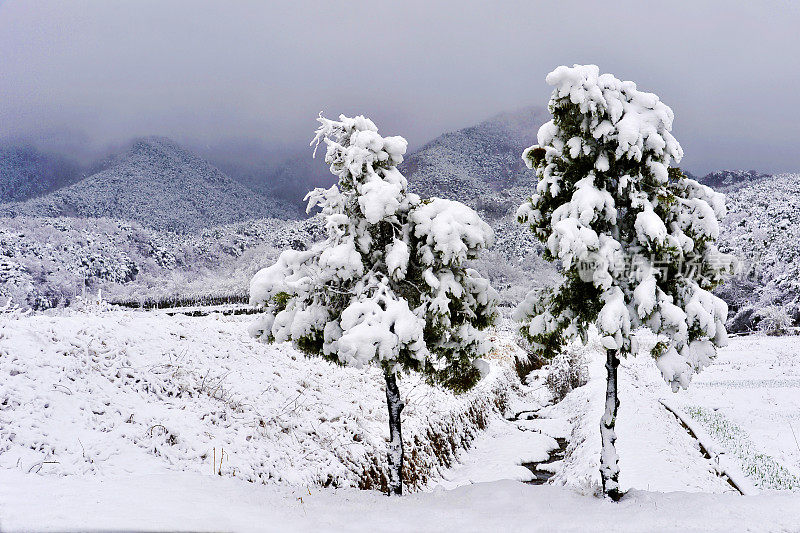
[0,308,514,491]
[551,333,800,496]
[3,309,800,531]
[540,335,735,495]
[674,334,800,490]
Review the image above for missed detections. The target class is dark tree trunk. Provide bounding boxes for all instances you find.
[384,369,404,496]
[600,349,623,501]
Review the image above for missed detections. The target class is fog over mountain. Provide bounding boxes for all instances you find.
[0,144,83,202]
[1,0,799,178]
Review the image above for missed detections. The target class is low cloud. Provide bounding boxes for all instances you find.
[1,0,798,174]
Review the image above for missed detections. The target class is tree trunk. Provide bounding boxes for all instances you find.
[600,349,623,501]
[384,369,404,496]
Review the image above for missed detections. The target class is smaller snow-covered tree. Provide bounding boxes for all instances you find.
[545,343,589,401]
[249,114,498,495]
[515,65,734,499]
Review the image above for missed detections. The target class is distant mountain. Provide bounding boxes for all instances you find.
[0,144,83,202]
[0,137,299,232]
[698,169,771,191]
[401,106,548,217]
[205,107,549,215]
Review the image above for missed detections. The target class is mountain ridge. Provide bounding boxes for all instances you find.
[401,106,548,218]
[697,169,772,191]
[0,136,299,232]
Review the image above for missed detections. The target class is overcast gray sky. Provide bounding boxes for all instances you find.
[1,0,798,174]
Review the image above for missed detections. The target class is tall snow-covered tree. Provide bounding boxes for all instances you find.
[249,114,498,495]
[515,65,734,500]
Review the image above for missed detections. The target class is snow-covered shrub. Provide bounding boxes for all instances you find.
[728,305,758,333]
[755,305,793,335]
[249,114,498,495]
[72,289,114,313]
[514,65,734,499]
[545,345,589,401]
[0,297,29,318]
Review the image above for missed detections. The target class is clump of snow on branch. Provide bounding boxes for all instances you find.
[516,64,734,391]
[250,114,498,391]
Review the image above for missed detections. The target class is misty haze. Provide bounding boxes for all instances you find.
[2,1,800,531]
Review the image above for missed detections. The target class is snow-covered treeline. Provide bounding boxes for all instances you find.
[0,216,324,310]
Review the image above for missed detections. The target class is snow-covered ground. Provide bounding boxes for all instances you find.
[435,331,800,497]
[4,469,800,532]
[3,309,800,531]
[0,308,514,491]
[515,334,733,495]
[673,334,800,490]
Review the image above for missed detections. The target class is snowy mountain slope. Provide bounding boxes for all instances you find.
[393,107,560,307]
[213,107,549,215]
[712,172,800,328]
[0,210,554,313]
[0,144,82,203]
[263,153,336,207]
[698,169,771,191]
[0,137,299,232]
[0,215,324,309]
[0,109,564,311]
[0,309,515,492]
[401,107,547,218]
[469,215,559,308]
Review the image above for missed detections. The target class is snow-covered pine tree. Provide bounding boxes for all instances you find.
[515,65,734,500]
[249,114,498,495]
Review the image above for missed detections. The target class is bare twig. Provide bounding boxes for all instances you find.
[52,383,73,395]
[790,422,800,455]
[148,424,168,437]
[28,460,59,473]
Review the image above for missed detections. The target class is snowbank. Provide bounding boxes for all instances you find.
[3,470,800,533]
[0,309,516,492]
